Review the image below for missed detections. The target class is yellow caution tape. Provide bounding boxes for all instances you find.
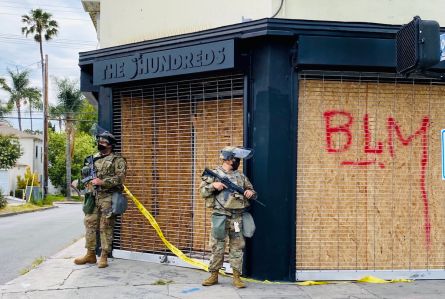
[357,276,413,284]
[123,185,412,286]
[390,278,413,283]
[296,281,329,286]
[123,186,209,271]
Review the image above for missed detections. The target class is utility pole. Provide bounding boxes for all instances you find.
[43,54,49,196]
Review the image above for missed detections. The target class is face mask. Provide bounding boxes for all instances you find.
[98,144,107,151]
[232,159,240,170]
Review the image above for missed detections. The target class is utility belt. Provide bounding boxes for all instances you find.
[213,208,244,217]
[96,185,124,199]
[211,208,255,239]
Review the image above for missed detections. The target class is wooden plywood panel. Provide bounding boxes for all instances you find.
[297,78,445,270]
[192,98,244,253]
[118,91,243,257]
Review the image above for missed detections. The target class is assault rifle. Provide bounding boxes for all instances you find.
[203,168,266,207]
[81,155,97,185]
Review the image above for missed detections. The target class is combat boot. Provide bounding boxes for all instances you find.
[98,250,108,268]
[202,271,218,286]
[232,270,246,288]
[74,249,97,265]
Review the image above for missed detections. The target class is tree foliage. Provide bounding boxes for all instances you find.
[0,69,41,131]
[21,8,58,74]
[0,191,6,209]
[48,130,95,194]
[75,100,98,134]
[53,78,84,198]
[0,135,22,169]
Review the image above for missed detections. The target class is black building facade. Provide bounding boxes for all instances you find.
[80,19,445,281]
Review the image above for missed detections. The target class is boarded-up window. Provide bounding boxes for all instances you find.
[112,75,244,259]
[297,74,445,270]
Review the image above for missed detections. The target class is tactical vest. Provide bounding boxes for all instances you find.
[212,167,250,211]
[94,152,124,197]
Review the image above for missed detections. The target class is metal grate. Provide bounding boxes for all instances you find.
[112,94,123,250]
[112,74,244,260]
[296,71,445,277]
[396,17,418,74]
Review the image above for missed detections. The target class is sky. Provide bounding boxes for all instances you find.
[0,0,98,131]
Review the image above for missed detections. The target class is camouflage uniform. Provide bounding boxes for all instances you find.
[200,166,257,273]
[84,152,127,253]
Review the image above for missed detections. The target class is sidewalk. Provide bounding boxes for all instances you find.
[1,239,444,299]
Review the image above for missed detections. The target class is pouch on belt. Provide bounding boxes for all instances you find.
[82,192,95,215]
[112,192,128,215]
[242,212,256,238]
[211,214,227,240]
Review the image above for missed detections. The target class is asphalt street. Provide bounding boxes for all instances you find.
[0,203,84,284]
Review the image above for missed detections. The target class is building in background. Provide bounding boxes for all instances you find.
[80,0,445,281]
[82,0,445,48]
[0,122,43,196]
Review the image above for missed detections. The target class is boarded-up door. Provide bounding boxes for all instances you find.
[112,75,244,259]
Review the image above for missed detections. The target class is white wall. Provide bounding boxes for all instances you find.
[5,137,44,194]
[97,0,271,47]
[94,0,445,48]
[277,0,445,24]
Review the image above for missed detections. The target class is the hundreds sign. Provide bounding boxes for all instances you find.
[93,40,235,85]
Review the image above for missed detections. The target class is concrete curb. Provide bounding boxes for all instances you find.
[53,201,82,205]
[0,205,58,218]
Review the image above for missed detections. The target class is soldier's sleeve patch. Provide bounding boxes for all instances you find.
[116,159,126,171]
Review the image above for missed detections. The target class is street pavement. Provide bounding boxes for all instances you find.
[1,238,445,299]
[0,203,84,284]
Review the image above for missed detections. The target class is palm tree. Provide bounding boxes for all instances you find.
[28,90,43,131]
[49,105,64,132]
[0,78,13,120]
[54,78,83,199]
[21,9,58,80]
[0,69,41,131]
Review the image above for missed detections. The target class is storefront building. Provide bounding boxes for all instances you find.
[79,18,445,281]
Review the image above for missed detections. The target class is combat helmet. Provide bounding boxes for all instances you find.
[96,131,117,145]
[220,146,254,160]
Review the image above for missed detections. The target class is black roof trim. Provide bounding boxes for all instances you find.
[79,18,407,65]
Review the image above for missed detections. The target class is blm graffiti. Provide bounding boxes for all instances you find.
[323,110,431,247]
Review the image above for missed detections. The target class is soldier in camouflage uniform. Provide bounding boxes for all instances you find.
[200,146,257,288]
[74,130,127,268]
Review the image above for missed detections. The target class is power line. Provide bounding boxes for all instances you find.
[0,39,96,50]
[0,0,83,10]
[0,34,96,46]
[1,4,83,14]
[0,33,97,45]
[1,116,96,122]
[0,12,91,22]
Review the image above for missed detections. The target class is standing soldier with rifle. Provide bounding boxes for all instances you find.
[74,127,127,268]
[199,146,257,288]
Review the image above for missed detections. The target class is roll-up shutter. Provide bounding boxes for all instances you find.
[112,74,244,260]
[296,72,445,279]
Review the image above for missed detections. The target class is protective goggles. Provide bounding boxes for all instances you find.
[96,136,110,144]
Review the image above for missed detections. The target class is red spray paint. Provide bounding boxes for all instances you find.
[323,110,431,247]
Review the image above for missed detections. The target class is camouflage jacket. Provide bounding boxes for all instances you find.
[93,152,127,199]
[199,166,257,215]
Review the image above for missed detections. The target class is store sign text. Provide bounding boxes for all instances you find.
[93,40,234,85]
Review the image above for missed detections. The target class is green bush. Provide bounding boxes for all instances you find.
[31,196,43,206]
[0,189,7,209]
[14,189,24,200]
[43,194,82,205]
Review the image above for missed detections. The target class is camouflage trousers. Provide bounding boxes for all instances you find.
[208,213,245,273]
[84,195,115,253]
